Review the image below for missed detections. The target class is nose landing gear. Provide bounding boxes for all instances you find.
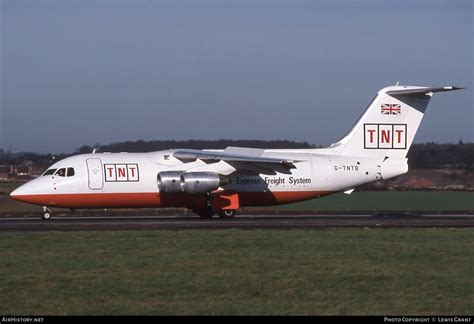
[42,207,52,221]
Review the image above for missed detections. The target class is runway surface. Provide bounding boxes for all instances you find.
[1,214,474,231]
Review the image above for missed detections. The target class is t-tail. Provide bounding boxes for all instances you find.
[332,84,464,159]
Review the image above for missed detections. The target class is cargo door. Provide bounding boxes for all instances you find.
[86,158,103,190]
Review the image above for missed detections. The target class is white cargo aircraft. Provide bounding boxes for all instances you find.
[11,85,463,220]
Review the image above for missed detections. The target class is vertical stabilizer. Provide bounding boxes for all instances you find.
[333,85,463,158]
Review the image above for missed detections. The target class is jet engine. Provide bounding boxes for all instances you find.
[180,172,229,194]
[157,171,229,194]
[157,171,183,193]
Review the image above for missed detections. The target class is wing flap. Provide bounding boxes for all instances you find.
[173,147,301,167]
[173,148,299,164]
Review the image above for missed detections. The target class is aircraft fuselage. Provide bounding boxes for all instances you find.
[10,149,384,209]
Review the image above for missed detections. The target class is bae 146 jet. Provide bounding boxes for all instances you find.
[11,84,463,220]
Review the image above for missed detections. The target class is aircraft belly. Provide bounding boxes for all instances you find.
[44,190,334,209]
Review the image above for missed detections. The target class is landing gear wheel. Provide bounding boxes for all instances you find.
[194,208,215,219]
[42,207,52,221]
[217,210,236,219]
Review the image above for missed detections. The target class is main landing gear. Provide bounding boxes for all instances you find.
[193,207,215,219]
[42,207,52,221]
[192,208,237,219]
[192,193,237,219]
[216,209,236,219]
[192,193,215,219]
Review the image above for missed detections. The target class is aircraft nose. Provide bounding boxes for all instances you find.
[10,183,33,202]
[10,181,52,206]
[10,184,27,199]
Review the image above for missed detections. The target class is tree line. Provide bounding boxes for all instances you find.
[0,140,472,171]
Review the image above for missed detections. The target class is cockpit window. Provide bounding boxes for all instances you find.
[55,168,66,177]
[43,169,57,176]
[67,168,75,177]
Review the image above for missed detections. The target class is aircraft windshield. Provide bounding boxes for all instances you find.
[55,168,66,177]
[43,167,75,177]
[43,169,57,176]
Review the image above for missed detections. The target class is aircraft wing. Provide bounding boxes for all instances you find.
[173,147,300,169]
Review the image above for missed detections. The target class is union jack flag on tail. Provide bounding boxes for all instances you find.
[381,103,401,115]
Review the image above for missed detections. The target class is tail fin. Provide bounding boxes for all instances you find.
[332,85,463,158]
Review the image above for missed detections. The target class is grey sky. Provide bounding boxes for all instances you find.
[1,0,472,153]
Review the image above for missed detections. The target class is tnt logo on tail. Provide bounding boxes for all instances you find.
[364,124,407,149]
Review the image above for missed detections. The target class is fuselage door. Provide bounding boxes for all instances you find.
[86,158,103,190]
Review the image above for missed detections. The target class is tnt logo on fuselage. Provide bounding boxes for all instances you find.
[104,163,139,182]
[364,124,407,149]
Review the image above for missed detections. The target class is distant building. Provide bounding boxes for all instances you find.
[0,165,13,180]
[15,160,34,177]
[405,177,433,188]
[16,166,30,176]
[31,165,46,176]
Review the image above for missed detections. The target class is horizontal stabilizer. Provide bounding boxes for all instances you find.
[386,86,464,96]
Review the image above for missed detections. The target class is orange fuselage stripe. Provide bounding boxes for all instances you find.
[12,191,334,209]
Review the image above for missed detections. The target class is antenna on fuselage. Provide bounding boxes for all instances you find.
[92,149,97,154]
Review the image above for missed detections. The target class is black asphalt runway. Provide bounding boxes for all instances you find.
[1,214,474,231]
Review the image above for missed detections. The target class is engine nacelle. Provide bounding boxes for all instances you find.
[180,172,228,194]
[157,171,183,193]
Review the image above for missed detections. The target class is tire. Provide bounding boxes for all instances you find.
[194,208,215,219]
[42,212,51,221]
[217,209,236,219]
